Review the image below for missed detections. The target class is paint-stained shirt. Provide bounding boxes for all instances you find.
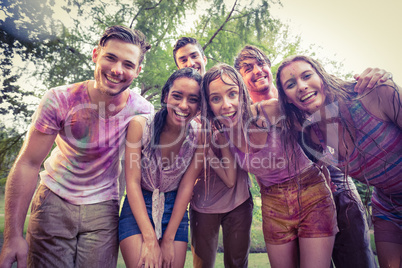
[32,81,154,205]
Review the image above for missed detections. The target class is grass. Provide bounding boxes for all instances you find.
[116,250,270,267]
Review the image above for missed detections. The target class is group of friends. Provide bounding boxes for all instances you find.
[0,25,400,268]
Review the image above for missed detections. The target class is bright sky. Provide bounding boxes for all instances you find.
[270,0,402,82]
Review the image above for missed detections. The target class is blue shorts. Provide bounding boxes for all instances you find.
[119,189,189,243]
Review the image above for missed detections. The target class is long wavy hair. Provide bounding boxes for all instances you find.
[146,67,202,154]
[276,55,401,202]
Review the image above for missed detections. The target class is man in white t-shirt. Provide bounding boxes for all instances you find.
[0,25,154,268]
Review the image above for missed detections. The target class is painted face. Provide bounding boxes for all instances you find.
[92,39,141,97]
[175,44,207,76]
[165,77,200,127]
[239,58,273,95]
[208,74,240,128]
[280,60,325,114]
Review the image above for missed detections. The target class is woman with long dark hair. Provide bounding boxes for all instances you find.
[118,67,235,268]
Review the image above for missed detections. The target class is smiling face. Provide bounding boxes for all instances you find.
[239,58,273,97]
[175,44,207,75]
[280,60,326,114]
[208,74,240,128]
[165,77,201,127]
[92,38,141,97]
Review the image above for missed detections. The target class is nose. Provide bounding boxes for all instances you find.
[178,98,189,110]
[222,96,232,109]
[186,58,195,68]
[253,64,262,75]
[297,79,308,91]
[111,62,123,75]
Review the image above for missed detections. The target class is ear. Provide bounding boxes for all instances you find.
[133,66,142,78]
[286,97,293,104]
[92,47,99,63]
[203,55,207,66]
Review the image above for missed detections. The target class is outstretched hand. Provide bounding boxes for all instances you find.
[354,67,392,93]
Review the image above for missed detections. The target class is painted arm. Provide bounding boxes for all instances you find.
[354,67,392,93]
[0,126,56,268]
[159,139,204,267]
[124,116,161,268]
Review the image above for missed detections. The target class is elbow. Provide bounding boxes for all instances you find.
[225,178,236,188]
[226,183,235,189]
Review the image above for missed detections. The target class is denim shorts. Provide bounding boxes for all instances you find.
[119,189,189,243]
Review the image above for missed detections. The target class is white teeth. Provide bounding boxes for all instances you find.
[106,75,120,83]
[175,111,189,117]
[301,92,315,102]
[255,77,265,82]
[223,112,236,117]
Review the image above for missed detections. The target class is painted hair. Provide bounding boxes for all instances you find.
[234,45,271,72]
[99,25,151,65]
[200,63,255,133]
[146,67,202,154]
[173,37,205,67]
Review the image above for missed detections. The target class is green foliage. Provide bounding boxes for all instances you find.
[0,0,351,184]
[352,178,374,207]
[249,173,262,221]
[0,128,25,185]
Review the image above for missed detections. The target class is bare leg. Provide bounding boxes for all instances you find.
[299,236,335,268]
[173,241,188,268]
[376,241,402,268]
[119,234,143,268]
[265,240,298,268]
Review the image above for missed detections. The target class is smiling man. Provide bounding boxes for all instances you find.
[0,25,154,268]
[173,37,208,76]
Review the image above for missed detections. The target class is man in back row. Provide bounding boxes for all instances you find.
[0,25,154,268]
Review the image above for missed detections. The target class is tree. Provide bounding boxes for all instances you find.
[1,0,350,186]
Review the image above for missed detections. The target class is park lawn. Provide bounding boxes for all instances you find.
[116,250,270,268]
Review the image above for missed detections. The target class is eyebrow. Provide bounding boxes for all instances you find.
[172,91,200,99]
[178,51,200,61]
[240,63,252,69]
[105,52,136,67]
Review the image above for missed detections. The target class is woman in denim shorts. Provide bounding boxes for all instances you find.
[119,68,235,268]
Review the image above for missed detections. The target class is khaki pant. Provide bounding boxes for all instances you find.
[27,184,119,268]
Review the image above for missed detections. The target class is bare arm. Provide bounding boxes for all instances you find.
[377,82,402,129]
[160,141,205,267]
[124,116,161,267]
[0,125,56,268]
[208,132,237,188]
